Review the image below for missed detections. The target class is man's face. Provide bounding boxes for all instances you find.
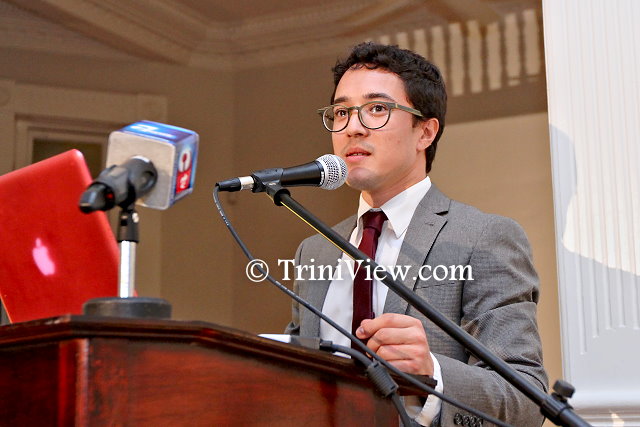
[331,67,435,207]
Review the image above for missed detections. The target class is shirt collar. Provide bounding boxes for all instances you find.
[357,176,432,239]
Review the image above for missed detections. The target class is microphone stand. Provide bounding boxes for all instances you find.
[82,202,172,319]
[264,183,590,427]
[117,204,139,298]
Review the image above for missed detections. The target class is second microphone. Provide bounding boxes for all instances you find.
[216,154,347,193]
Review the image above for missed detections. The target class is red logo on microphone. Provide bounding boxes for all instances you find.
[176,147,192,194]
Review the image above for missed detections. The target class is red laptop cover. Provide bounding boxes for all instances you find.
[0,149,118,322]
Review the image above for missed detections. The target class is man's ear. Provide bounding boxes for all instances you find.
[417,118,439,151]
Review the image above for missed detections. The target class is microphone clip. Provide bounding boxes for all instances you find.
[224,167,291,204]
[250,168,284,193]
[258,178,291,206]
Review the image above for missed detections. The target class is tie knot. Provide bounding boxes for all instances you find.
[361,210,387,236]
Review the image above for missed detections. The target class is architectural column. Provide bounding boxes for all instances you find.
[543,1,640,425]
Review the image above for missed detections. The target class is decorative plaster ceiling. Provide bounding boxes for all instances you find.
[1,0,539,71]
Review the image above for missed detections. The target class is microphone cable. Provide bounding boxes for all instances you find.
[320,341,414,427]
[213,185,513,427]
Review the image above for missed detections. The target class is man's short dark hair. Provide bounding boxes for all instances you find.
[332,42,447,173]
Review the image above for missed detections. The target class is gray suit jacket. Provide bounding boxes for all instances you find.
[285,184,548,427]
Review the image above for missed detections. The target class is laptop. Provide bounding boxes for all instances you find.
[0,149,119,323]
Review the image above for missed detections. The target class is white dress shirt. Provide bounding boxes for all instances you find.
[319,176,443,425]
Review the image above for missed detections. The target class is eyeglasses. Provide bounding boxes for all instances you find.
[317,101,424,132]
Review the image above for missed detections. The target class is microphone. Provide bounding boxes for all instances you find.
[216,154,347,193]
[79,121,199,212]
[79,156,157,212]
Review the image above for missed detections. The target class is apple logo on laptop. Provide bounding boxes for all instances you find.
[33,238,56,276]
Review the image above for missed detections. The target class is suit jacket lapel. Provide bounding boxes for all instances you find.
[383,184,450,314]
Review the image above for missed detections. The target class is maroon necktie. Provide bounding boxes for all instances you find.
[352,210,387,338]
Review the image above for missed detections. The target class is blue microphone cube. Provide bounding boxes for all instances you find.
[106,120,199,210]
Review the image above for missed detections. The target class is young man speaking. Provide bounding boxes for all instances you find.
[286,42,547,427]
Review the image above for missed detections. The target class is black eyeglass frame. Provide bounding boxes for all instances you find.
[317,101,424,132]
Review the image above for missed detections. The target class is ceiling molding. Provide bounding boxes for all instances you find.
[0,0,541,73]
[0,1,136,60]
[2,0,433,69]
[5,0,203,62]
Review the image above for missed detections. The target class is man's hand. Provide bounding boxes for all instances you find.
[356,313,434,376]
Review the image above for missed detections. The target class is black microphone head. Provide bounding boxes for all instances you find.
[79,183,116,213]
[316,154,347,190]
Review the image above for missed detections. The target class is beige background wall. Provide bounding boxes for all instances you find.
[0,42,561,390]
[0,48,237,326]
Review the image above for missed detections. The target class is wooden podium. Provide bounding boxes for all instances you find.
[0,315,428,426]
